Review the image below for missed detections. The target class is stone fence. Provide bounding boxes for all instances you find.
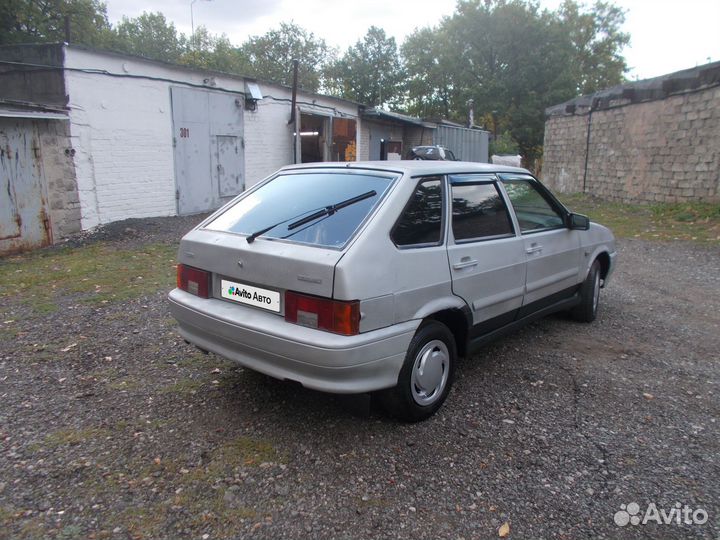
[542,62,720,203]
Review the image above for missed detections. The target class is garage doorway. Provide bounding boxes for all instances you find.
[331,118,357,161]
[299,113,357,163]
[300,113,327,163]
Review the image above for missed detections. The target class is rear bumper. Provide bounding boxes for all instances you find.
[168,289,418,394]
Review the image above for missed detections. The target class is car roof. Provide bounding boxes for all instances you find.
[278,160,531,177]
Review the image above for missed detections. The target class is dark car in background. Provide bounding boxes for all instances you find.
[407,145,458,161]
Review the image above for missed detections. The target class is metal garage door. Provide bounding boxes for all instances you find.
[0,119,52,254]
[171,87,245,215]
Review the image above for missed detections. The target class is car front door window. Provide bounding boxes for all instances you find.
[502,179,564,232]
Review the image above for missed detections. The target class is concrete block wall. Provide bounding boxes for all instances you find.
[542,84,720,203]
[38,119,81,238]
[542,114,588,193]
[0,44,67,107]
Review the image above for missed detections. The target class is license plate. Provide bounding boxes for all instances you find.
[220,279,281,312]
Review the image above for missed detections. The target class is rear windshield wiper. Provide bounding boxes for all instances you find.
[246,190,377,243]
[286,190,377,231]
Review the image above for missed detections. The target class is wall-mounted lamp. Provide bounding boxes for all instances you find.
[245,82,263,112]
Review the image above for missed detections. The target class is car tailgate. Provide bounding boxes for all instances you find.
[177,229,341,303]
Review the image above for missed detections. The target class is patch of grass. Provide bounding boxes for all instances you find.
[0,505,19,525]
[174,351,215,368]
[559,193,720,243]
[17,516,48,540]
[120,506,168,539]
[107,377,141,391]
[180,437,284,486]
[0,242,177,317]
[190,491,258,528]
[213,437,282,468]
[110,492,257,539]
[39,427,110,449]
[161,377,205,395]
[57,524,85,540]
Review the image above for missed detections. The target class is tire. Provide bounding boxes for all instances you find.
[571,260,601,322]
[379,321,456,422]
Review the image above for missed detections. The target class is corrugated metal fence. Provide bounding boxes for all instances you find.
[433,125,490,163]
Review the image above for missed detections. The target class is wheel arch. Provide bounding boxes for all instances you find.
[425,306,471,358]
[595,251,611,280]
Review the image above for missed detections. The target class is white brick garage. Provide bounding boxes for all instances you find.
[0,44,364,232]
[59,46,362,229]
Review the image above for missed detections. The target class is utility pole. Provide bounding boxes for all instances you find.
[190,0,212,49]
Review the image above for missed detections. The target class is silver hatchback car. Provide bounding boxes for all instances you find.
[169,161,616,421]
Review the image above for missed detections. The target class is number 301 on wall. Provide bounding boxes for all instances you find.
[179,127,190,138]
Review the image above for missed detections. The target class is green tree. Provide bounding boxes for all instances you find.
[402,0,628,164]
[402,26,461,118]
[178,26,245,73]
[558,0,629,94]
[326,26,405,107]
[237,22,335,92]
[112,11,185,63]
[0,0,111,46]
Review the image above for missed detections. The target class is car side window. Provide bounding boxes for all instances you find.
[502,179,565,233]
[391,177,444,247]
[450,181,514,241]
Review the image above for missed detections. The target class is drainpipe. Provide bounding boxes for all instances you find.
[64,15,71,43]
[288,59,299,164]
[582,102,595,193]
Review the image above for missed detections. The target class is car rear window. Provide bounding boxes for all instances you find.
[204,171,395,248]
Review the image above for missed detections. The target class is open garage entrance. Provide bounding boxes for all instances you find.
[299,113,356,163]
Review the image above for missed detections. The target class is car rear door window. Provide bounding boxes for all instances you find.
[205,171,395,249]
[501,177,565,232]
[391,177,444,247]
[450,176,514,241]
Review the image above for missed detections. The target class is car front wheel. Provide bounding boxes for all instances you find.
[379,321,456,422]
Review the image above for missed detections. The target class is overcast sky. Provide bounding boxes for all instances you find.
[104,0,720,81]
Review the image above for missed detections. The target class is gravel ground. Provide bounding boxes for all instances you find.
[1,216,718,540]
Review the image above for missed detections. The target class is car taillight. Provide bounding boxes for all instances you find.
[177,264,210,298]
[285,291,360,336]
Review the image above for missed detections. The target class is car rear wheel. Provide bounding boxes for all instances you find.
[571,260,601,322]
[379,321,456,422]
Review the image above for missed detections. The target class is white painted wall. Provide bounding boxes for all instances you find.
[63,46,362,229]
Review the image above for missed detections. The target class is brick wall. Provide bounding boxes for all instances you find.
[63,47,360,228]
[244,98,293,187]
[542,66,720,203]
[64,51,179,229]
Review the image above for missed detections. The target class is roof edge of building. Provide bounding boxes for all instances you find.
[546,60,720,117]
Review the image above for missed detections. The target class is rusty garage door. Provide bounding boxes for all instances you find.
[0,118,52,255]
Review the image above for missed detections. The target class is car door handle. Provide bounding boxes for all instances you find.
[526,244,543,254]
[453,258,478,270]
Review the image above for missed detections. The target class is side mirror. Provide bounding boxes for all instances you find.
[568,213,590,230]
